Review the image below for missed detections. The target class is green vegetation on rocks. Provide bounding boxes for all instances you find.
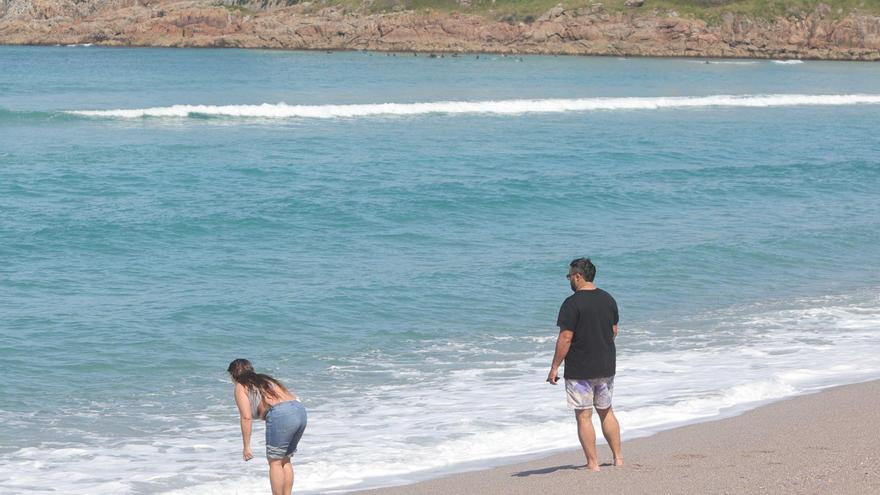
[2,0,879,59]
[304,0,880,23]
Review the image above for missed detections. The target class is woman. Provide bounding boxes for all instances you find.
[228,359,307,495]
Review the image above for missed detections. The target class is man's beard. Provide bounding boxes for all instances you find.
[570,281,577,292]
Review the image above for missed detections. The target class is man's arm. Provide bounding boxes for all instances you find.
[613,324,618,340]
[547,329,573,384]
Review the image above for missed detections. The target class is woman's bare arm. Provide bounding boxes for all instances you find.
[233,383,254,461]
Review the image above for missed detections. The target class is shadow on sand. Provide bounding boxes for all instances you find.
[512,464,581,477]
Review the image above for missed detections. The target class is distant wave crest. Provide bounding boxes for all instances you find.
[0,108,79,123]
[66,94,880,119]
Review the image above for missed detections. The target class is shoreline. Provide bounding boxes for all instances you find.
[348,379,880,494]
[5,42,880,64]
[2,40,879,63]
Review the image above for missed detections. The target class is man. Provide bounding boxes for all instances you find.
[547,257,623,471]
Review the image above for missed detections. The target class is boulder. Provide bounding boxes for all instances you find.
[624,0,644,7]
[528,21,562,42]
[865,34,880,50]
[567,24,603,41]
[537,4,565,22]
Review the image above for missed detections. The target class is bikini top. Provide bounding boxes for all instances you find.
[247,387,262,419]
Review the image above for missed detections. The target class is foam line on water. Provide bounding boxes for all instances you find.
[688,60,759,65]
[1,291,878,495]
[65,94,880,119]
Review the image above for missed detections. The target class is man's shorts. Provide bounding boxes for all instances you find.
[565,376,614,410]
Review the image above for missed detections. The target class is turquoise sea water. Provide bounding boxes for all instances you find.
[1,47,880,494]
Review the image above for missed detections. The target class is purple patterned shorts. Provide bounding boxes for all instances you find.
[565,376,614,410]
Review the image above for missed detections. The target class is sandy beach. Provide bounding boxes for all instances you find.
[354,380,880,495]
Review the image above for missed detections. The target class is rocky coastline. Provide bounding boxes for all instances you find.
[2,0,880,60]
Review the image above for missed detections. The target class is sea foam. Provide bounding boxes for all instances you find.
[2,292,877,495]
[65,94,880,119]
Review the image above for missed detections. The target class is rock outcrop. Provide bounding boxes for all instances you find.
[1,0,879,60]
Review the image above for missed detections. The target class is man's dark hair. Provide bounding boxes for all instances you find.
[570,257,596,282]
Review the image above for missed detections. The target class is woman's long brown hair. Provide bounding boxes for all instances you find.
[227,358,290,400]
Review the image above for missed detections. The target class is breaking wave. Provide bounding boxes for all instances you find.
[65,94,880,119]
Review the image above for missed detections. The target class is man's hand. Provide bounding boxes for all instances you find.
[549,329,572,385]
[243,446,254,461]
[546,368,561,385]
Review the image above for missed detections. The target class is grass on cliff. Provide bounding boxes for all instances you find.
[325,0,880,24]
[216,3,258,14]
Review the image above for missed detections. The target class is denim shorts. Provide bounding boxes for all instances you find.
[265,400,307,460]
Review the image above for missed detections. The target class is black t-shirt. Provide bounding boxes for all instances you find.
[556,288,619,379]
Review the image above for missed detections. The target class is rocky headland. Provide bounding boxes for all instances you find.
[2,0,880,60]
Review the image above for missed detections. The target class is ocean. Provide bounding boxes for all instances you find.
[1,46,879,494]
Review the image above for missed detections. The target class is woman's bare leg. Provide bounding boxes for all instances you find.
[268,459,286,495]
[282,457,294,494]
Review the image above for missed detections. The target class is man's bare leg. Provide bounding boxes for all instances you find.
[575,408,600,471]
[597,406,623,466]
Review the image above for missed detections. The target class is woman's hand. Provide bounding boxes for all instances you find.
[243,446,254,461]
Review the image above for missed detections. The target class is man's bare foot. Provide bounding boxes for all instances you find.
[613,457,624,467]
[585,463,601,472]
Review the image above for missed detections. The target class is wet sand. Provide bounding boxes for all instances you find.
[353,380,880,494]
